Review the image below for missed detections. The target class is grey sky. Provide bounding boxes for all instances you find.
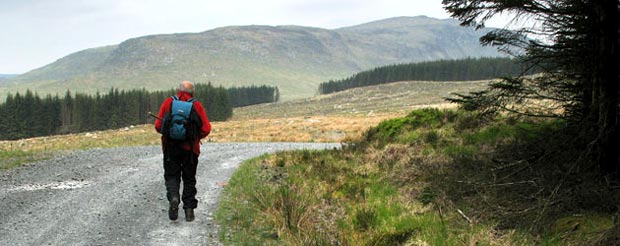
[0,0,509,74]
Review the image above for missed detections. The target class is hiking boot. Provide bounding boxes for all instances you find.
[168,197,179,221]
[185,208,195,222]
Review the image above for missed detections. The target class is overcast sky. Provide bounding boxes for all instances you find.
[0,0,511,74]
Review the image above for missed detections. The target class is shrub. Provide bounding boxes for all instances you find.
[406,108,445,127]
[365,108,448,145]
[274,183,311,233]
[423,130,440,146]
[353,206,378,231]
[417,187,437,205]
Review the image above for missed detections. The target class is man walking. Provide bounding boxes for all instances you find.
[155,81,211,221]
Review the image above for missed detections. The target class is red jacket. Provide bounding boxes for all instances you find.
[154,91,211,155]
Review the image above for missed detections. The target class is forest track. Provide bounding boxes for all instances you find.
[0,143,338,246]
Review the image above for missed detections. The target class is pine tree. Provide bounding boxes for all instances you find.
[443,0,619,176]
[0,83,281,140]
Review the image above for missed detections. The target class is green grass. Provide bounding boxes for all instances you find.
[545,214,614,245]
[365,108,449,145]
[0,150,50,170]
[216,148,539,245]
[216,108,619,245]
[215,155,274,244]
[216,131,533,245]
[463,120,563,145]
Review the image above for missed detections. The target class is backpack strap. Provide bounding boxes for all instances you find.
[171,95,194,103]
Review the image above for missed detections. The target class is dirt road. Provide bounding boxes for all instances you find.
[0,143,338,246]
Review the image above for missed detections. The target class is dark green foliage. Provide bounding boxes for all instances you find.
[0,84,279,139]
[417,187,436,205]
[372,118,412,140]
[443,0,619,176]
[368,228,416,246]
[353,206,378,231]
[463,120,563,146]
[365,108,447,144]
[430,115,620,232]
[319,57,535,94]
[423,131,440,145]
[0,83,277,140]
[228,85,279,107]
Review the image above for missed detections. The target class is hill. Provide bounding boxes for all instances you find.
[0,74,18,78]
[1,16,502,100]
[0,74,18,84]
[233,79,490,119]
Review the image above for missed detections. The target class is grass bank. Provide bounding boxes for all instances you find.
[216,108,619,245]
[0,150,46,170]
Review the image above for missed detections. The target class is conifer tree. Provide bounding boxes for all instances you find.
[442,0,619,176]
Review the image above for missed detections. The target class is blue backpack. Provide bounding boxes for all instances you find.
[165,96,196,140]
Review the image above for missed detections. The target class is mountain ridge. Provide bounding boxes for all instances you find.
[2,16,503,100]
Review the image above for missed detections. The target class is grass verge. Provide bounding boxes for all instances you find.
[216,149,534,245]
[216,108,619,245]
[0,150,51,170]
[0,125,161,170]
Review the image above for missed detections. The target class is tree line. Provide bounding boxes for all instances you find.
[318,57,537,94]
[0,83,278,140]
[228,85,279,107]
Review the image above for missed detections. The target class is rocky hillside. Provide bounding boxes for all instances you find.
[2,16,502,100]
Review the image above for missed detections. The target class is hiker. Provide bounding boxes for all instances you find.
[154,81,211,221]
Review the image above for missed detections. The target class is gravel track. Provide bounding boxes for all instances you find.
[0,142,339,246]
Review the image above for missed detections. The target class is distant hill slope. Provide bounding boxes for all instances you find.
[233,79,491,119]
[0,74,18,84]
[1,16,502,100]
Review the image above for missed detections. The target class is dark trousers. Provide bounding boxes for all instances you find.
[163,146,199,209]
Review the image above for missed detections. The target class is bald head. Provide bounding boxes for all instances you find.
[178,81,194,95]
